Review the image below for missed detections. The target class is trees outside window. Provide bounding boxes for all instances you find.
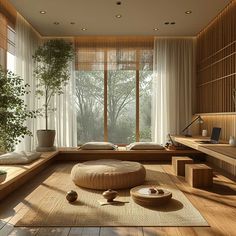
[75,44,153,145]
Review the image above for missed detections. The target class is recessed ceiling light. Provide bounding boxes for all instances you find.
[116,1,122,5]
[153,28,159,31]
[81,28,87,31]
[54,22,59,25]
[115,14,122,18]
[40,10,46,14]
[164,22,169,25]
[185,10,192,14]
[170,22,175,25]
[70,22,75,25]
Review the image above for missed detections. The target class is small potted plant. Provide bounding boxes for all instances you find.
[33,39,74,151]
[0,66,37,153]
[0,170,7,183]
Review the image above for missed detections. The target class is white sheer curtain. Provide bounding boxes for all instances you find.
[50,58,78,147]
[15,14,77,150]
[152,37,196,144]
[15,13,41,151]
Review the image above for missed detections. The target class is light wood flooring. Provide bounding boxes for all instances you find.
[0,162,236,236]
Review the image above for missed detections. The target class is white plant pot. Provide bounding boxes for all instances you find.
[36,129,56,152]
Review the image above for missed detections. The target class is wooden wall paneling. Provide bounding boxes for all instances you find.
[196,1,236,114]
[194,1,236,175]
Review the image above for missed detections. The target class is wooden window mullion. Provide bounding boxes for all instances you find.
[136,49,140,142]
[104,50,108,141]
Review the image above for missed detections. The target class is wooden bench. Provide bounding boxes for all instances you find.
[56,147,204,161]
[0,151,58,200]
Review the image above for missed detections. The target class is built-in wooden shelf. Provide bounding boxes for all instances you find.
[195,112,236,116]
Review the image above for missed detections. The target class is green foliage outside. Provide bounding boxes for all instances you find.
[0,66,37,152]
[75,68,152,144]
[33,39,74,130]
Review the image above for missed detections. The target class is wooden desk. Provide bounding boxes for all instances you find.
[172,136,236,166]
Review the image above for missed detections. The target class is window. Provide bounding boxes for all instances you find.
[75,37,153,144]
[75,70,104,143]
[7,26,15,72]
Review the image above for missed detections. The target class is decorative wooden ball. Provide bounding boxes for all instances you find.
[66,190,78,202]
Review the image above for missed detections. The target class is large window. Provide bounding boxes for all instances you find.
[7,26,15,72]
[75,38,153,144]
[75,70,104,143]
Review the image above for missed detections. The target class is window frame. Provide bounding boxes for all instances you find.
[75,38,153,144]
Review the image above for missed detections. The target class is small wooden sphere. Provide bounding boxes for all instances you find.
[66,190,78,202]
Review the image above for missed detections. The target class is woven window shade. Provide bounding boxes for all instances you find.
[0,0,16,27]
[0,13,7,51]
[75,37,154,71]
[0,0,16,67]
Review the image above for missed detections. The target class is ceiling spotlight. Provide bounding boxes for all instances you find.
[170,22,175,25]
[40,10,46,14]
[164,22,169,25]
[54,22,59,25]
[70,22,75,25]
[81,28,87,31]
[115,14,122,18]
[185,10,192,14]
[153,28,159,31]
[116,1,122,5]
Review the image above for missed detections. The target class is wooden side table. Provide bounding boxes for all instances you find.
[185,164,213,188]
[130,185,172,207]
[172,156,194,176]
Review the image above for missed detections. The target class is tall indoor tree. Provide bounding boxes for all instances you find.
[33,39,74,151]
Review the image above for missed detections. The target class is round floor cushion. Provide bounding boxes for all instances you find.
[71,159,146,190]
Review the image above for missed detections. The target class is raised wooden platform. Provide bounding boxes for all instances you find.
[56,147,205,161]
[0,147,204,201]
[0,151,58,200]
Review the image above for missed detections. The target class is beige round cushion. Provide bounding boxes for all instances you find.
[71,159,146,190]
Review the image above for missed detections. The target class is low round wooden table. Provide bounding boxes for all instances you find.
[130,185,172,207]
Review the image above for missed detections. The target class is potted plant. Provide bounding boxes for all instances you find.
[33,39,74,151]
[0,66,37,153]
[0,170,7,183]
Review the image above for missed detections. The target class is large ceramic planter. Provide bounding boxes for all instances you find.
[36,130,56,152]
[0,170,7,183]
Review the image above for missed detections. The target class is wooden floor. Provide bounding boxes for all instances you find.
[0,162,236,236]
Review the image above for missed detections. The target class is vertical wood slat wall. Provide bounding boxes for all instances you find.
[196,1,236,113]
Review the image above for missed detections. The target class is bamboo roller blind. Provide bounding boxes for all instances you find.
[74,36,154,71]
[0,0,16,68]
[0,0,16,27]
[196,1,236,113]
[0,13,7,51]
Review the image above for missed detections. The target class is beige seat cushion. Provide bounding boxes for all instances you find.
[71,159,146,190]
[79,142,117,150]
[126,142,165,150]
[0,151,41,165]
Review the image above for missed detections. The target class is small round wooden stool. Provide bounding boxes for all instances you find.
[130,185,172,207]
